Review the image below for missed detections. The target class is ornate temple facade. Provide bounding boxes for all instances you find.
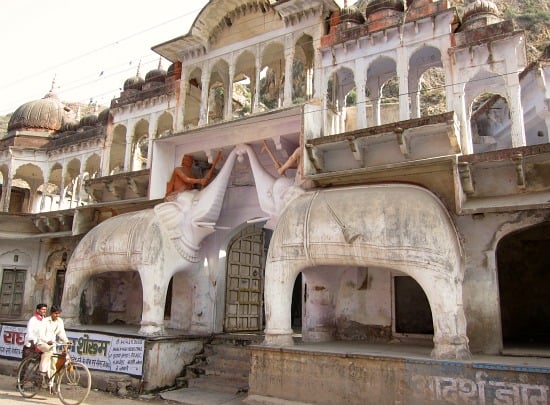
[0,0,549,402]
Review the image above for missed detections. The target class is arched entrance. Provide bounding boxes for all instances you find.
[497,221,550,350]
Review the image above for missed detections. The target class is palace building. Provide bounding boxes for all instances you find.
[0,1,548,403]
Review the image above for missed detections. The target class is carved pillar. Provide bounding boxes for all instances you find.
[397,46,410,121]
[283,35,294,107]
[507,79,526,148]
[313,48,322,100]
[58,168,65,209]
[409,75,421,119]
[39,180,48,212]
[124,119,136,172]
[198,65,210,126]
[1,170,12,212]
[225,63,235,121]
[147,113,158,169]
[457,92,473,155]
[373,86,382,126]
[253,45,261,113]
[355,59,367,130]
[176,72,187,132]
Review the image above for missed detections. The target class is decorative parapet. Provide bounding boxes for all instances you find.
[84,169,150,203]
[304,111,459,176]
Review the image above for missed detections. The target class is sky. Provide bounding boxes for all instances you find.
[0,0,353,116]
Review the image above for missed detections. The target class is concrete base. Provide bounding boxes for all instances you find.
[247,342,550,405]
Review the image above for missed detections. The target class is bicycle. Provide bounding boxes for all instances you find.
[16,342,92,405]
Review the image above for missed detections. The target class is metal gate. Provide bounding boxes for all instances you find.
[224,225,265,332]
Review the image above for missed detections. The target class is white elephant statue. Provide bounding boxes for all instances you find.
[232,143,301,229]
[62,146,242,335]
[262,183,471,360]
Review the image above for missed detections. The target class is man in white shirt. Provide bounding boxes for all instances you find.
[36,305,69,377]
[23,303,47,358]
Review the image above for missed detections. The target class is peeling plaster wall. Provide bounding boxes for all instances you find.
[335,266,392,340]
[0,238,79,319]
[456,210,549,354]
[142,339,203,390]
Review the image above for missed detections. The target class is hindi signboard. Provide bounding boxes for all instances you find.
[0,323,145,376]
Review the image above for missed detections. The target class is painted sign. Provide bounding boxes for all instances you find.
[0,323,145,376]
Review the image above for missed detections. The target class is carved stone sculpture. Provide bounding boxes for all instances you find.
[62,147,240,335]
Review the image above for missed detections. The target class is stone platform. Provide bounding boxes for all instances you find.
[245,341,550,405]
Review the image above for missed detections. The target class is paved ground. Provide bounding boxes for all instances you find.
[0,371,246,405]
[0,358,245,405]
[0,372,177,404]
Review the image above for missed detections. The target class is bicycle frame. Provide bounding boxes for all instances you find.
[16,342,92,405]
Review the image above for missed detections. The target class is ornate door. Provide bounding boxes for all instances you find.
[0,268,26,316]
[224,225,265,332]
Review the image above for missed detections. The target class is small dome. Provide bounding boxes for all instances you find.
[61,120,80,132]
[340,6,365,25]
[364,0,404,15]
[145,67,167,84]
[97,108,110,124]
[7,90,67,132]
[80,114,98,127]
[461,0,501,30]
[167,63,176,77]
[123,75,144,91]
[166,62,182,80]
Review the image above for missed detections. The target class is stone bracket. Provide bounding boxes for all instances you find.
[305,143,324,172]
[395,127,409,158]
[346,136,363,164]
[512,153,526,189]
[458,162,475,196]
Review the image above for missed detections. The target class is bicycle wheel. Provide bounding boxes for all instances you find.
[16,355,40,398]
[56,361,92,405]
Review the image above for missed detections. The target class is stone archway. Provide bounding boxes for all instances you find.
[263,184,470,360]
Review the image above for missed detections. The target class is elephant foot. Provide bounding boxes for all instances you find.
[138,324,165,336]
[431,338,471,360]
[263,329,294,346]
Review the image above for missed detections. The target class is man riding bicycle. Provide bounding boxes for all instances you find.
[35,305,70,378]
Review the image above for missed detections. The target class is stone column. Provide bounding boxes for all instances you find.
[1,171,12,212]
[124,119,135,171]
[355,59,367,129]
[176,72,187,132]
[283,35,294,107]
[506,79,526,147]
[147,113,158,169]
[198,64,210,126]
[253,46,261,113]
[225,63,235,121]
[397,46,410,121]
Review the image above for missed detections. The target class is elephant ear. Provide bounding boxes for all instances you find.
[154,200,187,240]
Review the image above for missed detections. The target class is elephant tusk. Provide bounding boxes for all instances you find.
[247,217,271,224]
[194,222,216,228]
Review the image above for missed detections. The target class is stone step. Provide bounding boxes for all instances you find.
[205,356,250,371]
[187,375,249,394]
[202,363,249,379]
[205,344,252,360]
